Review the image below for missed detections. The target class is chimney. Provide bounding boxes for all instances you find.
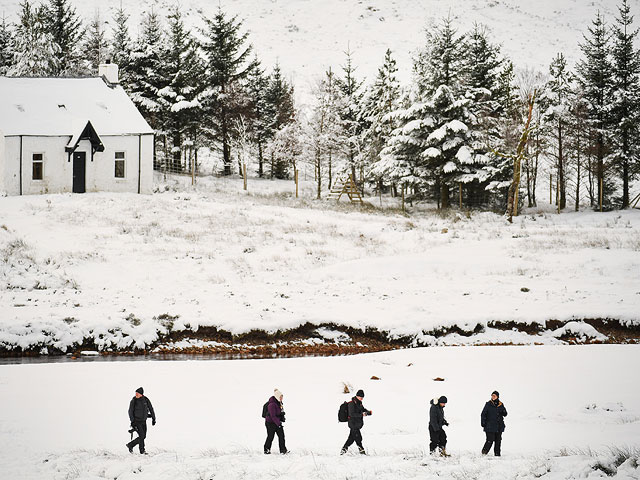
[98,62,119,85]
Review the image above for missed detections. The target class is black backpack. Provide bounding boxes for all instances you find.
[261,401,269,419]
[338,401,349,422]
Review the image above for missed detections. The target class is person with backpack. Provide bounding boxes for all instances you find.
[340,389,372,455]
[481,390,508,456]
[429,395,449,456]
[126,387,156,454]
[263,388,288,454]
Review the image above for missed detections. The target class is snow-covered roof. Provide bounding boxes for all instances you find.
[0,77,153,136]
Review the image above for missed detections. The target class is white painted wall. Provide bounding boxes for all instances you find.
[2,134,154,195]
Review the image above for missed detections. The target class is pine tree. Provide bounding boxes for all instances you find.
[611,0,640,208]
[265,63,295,178]
[158,6,205,173]
[9,1,60,77]
[576,11,615,210]
[110,5,132,80]
[335,47,365,186]
[201,6,258,175]
[82,11,108,75]
[246,60,270,177]
[542,53,574,210]
[361,49,401,193]
[127,10,166,144]
[463,23,505,207]
[383,17,484,208]
[41,0,83,75]
[0,14,13,75]
[413,15,467,96]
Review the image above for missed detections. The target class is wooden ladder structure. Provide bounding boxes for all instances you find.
[327,174,363,204]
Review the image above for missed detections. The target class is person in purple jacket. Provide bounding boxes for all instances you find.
[264,388,289,454]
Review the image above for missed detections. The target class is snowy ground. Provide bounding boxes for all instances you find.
[0,345,638,479]
[1,175,639,352]
[0,0,630,101]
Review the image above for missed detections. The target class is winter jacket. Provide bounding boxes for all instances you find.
[429,398,448,432]
[265,396,285,427]
[347,396,371,430]
[481,399,507,433]
[129,396,156,424]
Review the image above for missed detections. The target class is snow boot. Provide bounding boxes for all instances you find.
[359,447,367,455]
[126,444,133,454]
[264,449,271,455]
[340,448,347,455]
[439,448,451,457]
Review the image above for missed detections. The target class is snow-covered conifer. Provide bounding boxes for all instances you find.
[110,6,132,81]
[0,14,13,75]
[82,11,108,75]
[41,0,83,75]
[360,49,401,193]
[265,63,295,179]
[9,1,60,77]
[610,0,640,207]
[335,48,365,186]
[200,6,258,175]
[127,9,166,138]
[576,11,615,210]
[157,6,205,173]
[542,53,574,210]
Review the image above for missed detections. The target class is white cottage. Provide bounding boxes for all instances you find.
[0,65,154,195]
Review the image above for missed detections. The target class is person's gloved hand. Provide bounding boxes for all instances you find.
[152,419,156,426]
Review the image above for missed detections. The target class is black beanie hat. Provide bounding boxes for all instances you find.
[356,389,365,398]
[492,390,499,398]
[438,395,448,404]
[136,387,144,395]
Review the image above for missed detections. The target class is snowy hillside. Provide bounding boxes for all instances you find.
[0,0,632,97]
[0,345,639,479]
[1,176,639,353]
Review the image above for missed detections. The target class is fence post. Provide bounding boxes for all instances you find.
[243,163,247,191]
[295,169,299,198]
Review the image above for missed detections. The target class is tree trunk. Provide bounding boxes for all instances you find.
[440,183,450,209]
[506,94,535,222]
[558,120,566,210]
[258,141,264,178]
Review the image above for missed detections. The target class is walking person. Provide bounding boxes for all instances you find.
[264,388,288,454]
[126,387,156,454]
[429,396,449,456]
[340,389,372,455]
[481,390,507,456]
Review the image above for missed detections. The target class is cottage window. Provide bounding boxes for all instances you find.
[32,153,44,180]
[115,151,125,178]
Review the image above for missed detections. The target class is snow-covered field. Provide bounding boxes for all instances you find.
[0,345,638,479]
[1,175,639,352]
[0,0,631,100]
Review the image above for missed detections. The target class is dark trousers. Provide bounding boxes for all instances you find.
[126,421,147,453]
[482,431,502,456]
[429,426,447,452]
[343,427,364,451]
[264,422,287,453]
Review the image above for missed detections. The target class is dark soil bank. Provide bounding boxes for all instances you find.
[1,318,638,360]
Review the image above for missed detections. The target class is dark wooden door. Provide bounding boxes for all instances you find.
[73,152,86,193]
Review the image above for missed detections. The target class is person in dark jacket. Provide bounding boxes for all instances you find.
[264,388,288,454]
[429,396,449,456]
[126,387,156,454]
[481,390,507,456]
[340,389,372,455]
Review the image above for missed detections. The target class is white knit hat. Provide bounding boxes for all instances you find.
[274,388,283,400]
